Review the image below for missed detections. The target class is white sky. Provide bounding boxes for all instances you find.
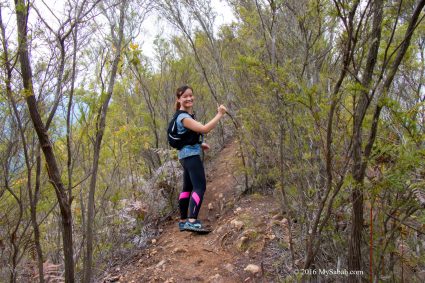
[140,0,236,58]
[11,0,237,59]
[1,0,237,76]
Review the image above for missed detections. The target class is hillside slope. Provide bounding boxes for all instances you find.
[102,140,289,282]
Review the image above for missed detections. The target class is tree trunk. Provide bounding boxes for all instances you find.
[304,0,359,268]
[83,1,126,282]
[14,1,75,282]
[348,0,383,279]
[348,1,425,280]
[33,147,44,283]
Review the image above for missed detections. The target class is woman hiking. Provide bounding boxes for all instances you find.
[173,85,227,233]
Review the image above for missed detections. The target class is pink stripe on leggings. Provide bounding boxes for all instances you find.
[191,192,201,206]
[179,192,190,200]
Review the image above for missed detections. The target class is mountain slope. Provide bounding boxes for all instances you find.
[103,140,287,282]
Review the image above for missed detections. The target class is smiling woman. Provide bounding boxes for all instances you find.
[171,84,227,233]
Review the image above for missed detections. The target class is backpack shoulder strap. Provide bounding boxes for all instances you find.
[174,110,191,122]
[174,110,187,117]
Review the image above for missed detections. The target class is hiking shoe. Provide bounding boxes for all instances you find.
[183,220,211,234]
[178,221,186,232]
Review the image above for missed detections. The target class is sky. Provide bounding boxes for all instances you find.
[0,0,237,80]
[140,0,236,58]
[13,0,237,60]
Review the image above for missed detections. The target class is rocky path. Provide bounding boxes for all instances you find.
[104,140,285,283]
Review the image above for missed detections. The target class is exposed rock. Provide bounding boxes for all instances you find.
[234,207,242,214]
[224,263,235,273]
[215,226,224,234]
[230,219,244,230]
[151,239,157,244]
[244,264,261,274]
[156,260,166,268]
[208,273,222,282]
[132,160,182,223]
[173,247,188,254]
[208,203,214,210]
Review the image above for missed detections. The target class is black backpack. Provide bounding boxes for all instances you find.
[167,110,201,149]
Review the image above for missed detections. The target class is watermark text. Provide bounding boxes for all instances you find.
[294,268,364,277]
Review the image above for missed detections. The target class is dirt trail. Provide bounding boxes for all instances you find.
[109,140,281,283]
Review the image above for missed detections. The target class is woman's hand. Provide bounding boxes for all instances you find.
[217,105,227,115]
[201,143,210,151]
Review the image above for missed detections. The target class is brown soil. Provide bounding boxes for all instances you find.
[103,140,285,283]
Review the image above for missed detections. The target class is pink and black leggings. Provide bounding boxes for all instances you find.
[178,155,206,220]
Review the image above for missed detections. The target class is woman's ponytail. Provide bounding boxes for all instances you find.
[175,101,181,111]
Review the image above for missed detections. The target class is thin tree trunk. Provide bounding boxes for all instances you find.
[14,1,75,282]
[348,1,383,279]
[67,8,80,207]
[5,176,23,283]
[348,1,425,279]
[1,6,45,283]
[33,147,44,282]
[304,0,359,268]
[83,1,126,282]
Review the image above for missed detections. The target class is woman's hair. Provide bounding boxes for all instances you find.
[175,85,193,111]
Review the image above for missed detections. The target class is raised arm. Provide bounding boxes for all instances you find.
[183,105,227,134]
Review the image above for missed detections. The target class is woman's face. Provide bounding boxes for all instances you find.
[178,88,194,109]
